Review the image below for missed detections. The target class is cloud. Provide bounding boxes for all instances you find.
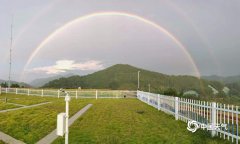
[29,60,104,74]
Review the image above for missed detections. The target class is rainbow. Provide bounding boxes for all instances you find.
[166,1,221,76]
[21,11,201,79]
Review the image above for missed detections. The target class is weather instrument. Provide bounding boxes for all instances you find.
[57,88,71,144]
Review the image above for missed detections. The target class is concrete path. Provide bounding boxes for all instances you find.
[7,102,26,107]
[0,98,20,101]
[0,102,51,113]
[37,104,93,144]
[0,131,25,144]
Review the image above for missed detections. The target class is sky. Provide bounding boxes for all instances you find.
[0,0,240,83]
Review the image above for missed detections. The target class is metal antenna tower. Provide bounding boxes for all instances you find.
[8,16,13,88]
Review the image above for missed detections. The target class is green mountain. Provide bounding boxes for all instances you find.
[202,75,225,83]
[42,64,227,96]
[202,75,240,96]
[202,75,240,84]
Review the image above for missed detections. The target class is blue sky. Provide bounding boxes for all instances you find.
[1,0,240,82]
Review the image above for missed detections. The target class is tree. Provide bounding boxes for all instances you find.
[109,81,119,90]
[163,88,177,96]
[11,83,20,88]
[1,82,7,87]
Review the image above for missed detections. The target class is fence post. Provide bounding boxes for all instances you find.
[175,97,179,120]
[58,90,60,98]
[6,88,7,93]
[211,102,216,137]
[158,94,160,110]
[41,89,43,97]
[28,89,30,96]
[76,90,78,99]
[148,93,150,105]
[96,90,98,99]
[16,88,18,94]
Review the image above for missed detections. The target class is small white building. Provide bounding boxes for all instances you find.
[222,87,230,95]
[208,85,219,95]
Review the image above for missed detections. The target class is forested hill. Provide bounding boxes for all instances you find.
[42,64,227,96]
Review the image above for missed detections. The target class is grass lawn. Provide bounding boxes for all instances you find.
[0,101,20,110]
[0,93,53,106]
[0,93,234,144]
[0,93,91,144]
[53,99,231,144]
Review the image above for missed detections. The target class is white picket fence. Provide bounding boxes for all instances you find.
[0,87,136,99]
[137,90,239,144]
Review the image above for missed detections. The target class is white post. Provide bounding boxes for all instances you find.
[148,84,150,93]
[96,90,98,99]
[147,93,150,105]
[41,89,43,97]
[16,88,18,94]
[157,94,160,110]
[175,97,179,120]
[211,102,216,137]
[76,90,77,99]
[65,93,70,144]
[138,71,140,90]
[58,90,60,98]
[28,89,30,96]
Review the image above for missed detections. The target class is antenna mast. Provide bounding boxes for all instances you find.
[8,16,13,88]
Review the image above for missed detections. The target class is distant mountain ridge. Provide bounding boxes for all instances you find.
[30,73,74,87]
[202,75,240,84]
[42,64,229,96]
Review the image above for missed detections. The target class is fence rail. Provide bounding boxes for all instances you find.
[0,87,136,99]
[137,90,239,144]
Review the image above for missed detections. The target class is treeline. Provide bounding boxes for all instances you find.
[0,82,25,88]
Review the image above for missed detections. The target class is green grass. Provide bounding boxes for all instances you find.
[0,93,234,144]
[0,93,91,144]
[0,93,53,106]
[53,99,231,144]
[0,101,20,110]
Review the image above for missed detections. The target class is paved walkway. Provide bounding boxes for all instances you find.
[36,104,93,144]
[0,131,25,144]
[0,102,51,113]
[7,102,26,107]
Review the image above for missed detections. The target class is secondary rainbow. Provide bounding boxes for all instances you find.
[21,11,201,79]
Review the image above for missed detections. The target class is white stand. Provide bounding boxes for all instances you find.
[65,92,71,144]
[57,89,71,144]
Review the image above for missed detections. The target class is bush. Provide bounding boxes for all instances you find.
[163,88,177,96]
